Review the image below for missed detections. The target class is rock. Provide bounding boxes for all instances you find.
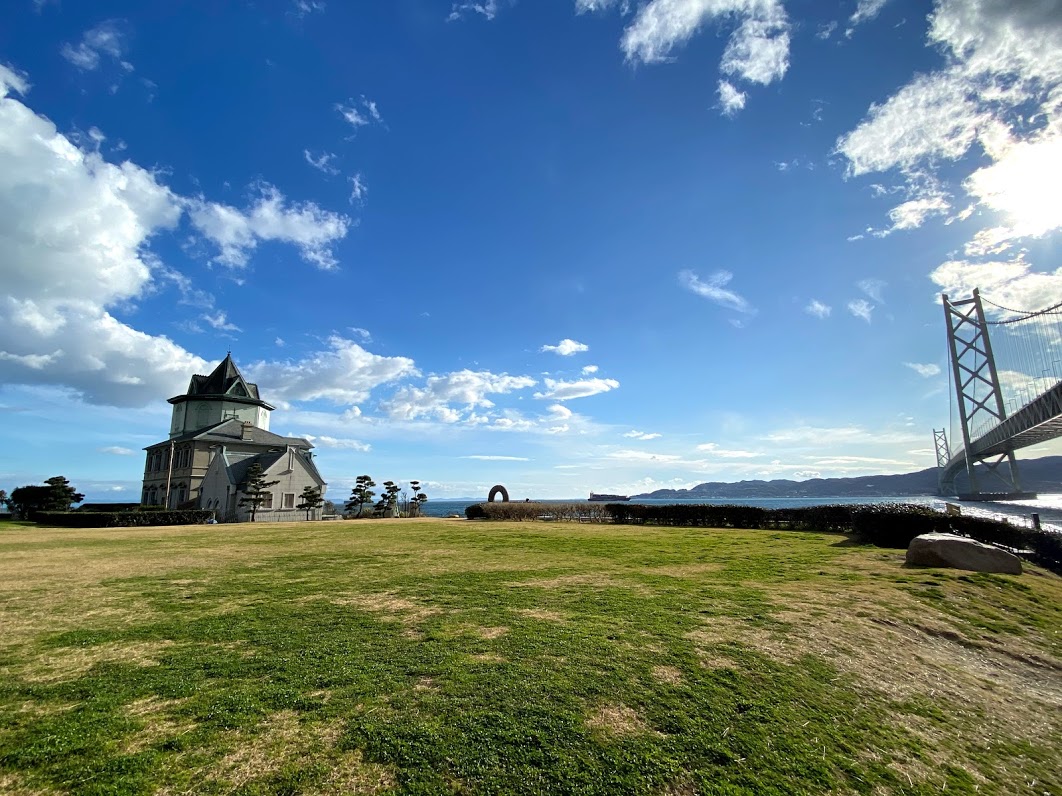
[906,533,1022,574]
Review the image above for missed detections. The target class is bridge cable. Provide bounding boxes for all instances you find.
[980,295,1062,325]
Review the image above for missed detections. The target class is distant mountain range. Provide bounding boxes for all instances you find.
[631,456,1062,499]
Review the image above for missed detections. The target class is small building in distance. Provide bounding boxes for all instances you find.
[141,354,326,521]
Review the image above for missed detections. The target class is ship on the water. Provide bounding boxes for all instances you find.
[589,492,631,502]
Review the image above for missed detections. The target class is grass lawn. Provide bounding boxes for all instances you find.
[0,518,1059,795]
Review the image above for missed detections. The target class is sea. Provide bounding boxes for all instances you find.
[417,495,1062,532]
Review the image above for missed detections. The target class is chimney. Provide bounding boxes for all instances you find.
[241,422,254,441]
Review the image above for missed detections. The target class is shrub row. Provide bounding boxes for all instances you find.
[36,510,214,528]
[464,502,614,522]
[466,501,1060,575]
[77,502,142,512]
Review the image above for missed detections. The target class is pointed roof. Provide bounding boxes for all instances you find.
[169,354,274,409]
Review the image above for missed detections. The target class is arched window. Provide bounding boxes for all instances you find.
[148,487,158,505]
[196,402,210,428]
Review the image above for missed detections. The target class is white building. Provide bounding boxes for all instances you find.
[141,354,326,521]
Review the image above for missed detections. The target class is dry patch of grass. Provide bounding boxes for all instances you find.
[641,563,722,578]
[202,710,395,794]
[509,573,648,592]
[651,665,683,685]
[18,640,176,683]
[330,591,442,625]
[121,697,196,754]
[0,771,55,795]
[512,608,566,622]
[585,704,658,738]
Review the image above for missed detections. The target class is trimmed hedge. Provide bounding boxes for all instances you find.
[78,503,141,512]
[464,501,1060,575]
[36,510,214,528]
[464,502,613,522]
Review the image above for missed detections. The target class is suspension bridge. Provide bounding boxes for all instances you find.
[935,289,1062,500]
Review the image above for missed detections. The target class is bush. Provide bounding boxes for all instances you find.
[78,503,141,512]
[465,502,612,522]
[35,510,214,528]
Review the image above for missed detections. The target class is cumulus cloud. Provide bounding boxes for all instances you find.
[904,362,942,377]
[187,185,350,270]
[599,0,790,114]
[929,255,1062,318]
[717,81,747,116]
[302,435,371,451]
[534,377,619,401]
[0,66,207,406]
[202,312,240,332]
[540,338,589,356]
[837,0,1062,261]
[381,370,536,422]
[847,0,889,35]
[805,299,831,318]
[60,20,132,72]
[624,430,662,440]
[99,446,135,455]
[847,299,875,323]
[678,269,754,314]
[246,336,416,407]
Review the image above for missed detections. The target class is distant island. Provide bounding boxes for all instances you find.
[632,456,1062,499]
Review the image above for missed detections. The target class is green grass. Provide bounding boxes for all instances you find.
[0,519,1060,795]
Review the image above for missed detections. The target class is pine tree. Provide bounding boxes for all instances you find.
[381,480,401,517]
[345,475,376,517]
[296,485,324,520]
[238,462,280,522]
[43,477,84,511]
[409,481,428,517]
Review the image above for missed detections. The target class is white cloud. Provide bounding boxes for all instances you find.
[904,362,942,377]
[847,299,875,322]
[448,0,499,20]
[381,370,536,422]
[792,470,821,479]
[188,184,350,270]
[837,0,1062,259]
[817,21,838,40]
[202,312,240,332]
[60,20,131,72]
[624,430,662,440]
[761,424,924,445]
[805,299,831,318]
[0,68,206,407]
[929,255,1062,318]
[721,14,790,85]
[303,435,371,451]
[696,442,759,458]
[857,278,886,303]
[617,0,788,114]
[540,338,589,356]
[847,0,889,34]
[534,377,619,401]
[882,193,951,232]
[461,455,530,461]
[292,1,326,17]
[581,364,599,374]
[99,446,135,455]
[336,97,383,131]
[247,336,416,407]
[349,173,368,204]
[678,269,754,314]
[717,81,747,116]
[304,149,339,175]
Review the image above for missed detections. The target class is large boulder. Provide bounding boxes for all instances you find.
[906,532,1022,575]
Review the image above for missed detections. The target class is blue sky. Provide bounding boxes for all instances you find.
[2,0,1062,502]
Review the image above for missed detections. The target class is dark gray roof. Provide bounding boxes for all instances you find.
[225,448,326,488]
[146,419,313,451]
[169,354,273,409]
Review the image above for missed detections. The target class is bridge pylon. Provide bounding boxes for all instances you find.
[941,289,1026,499]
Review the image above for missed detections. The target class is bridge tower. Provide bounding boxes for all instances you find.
[941,289,1024,498]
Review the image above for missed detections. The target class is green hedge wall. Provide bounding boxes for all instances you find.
[464,501,1060,575]
[36,510,214,528]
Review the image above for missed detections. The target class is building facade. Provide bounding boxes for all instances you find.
[141,355,326,520]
